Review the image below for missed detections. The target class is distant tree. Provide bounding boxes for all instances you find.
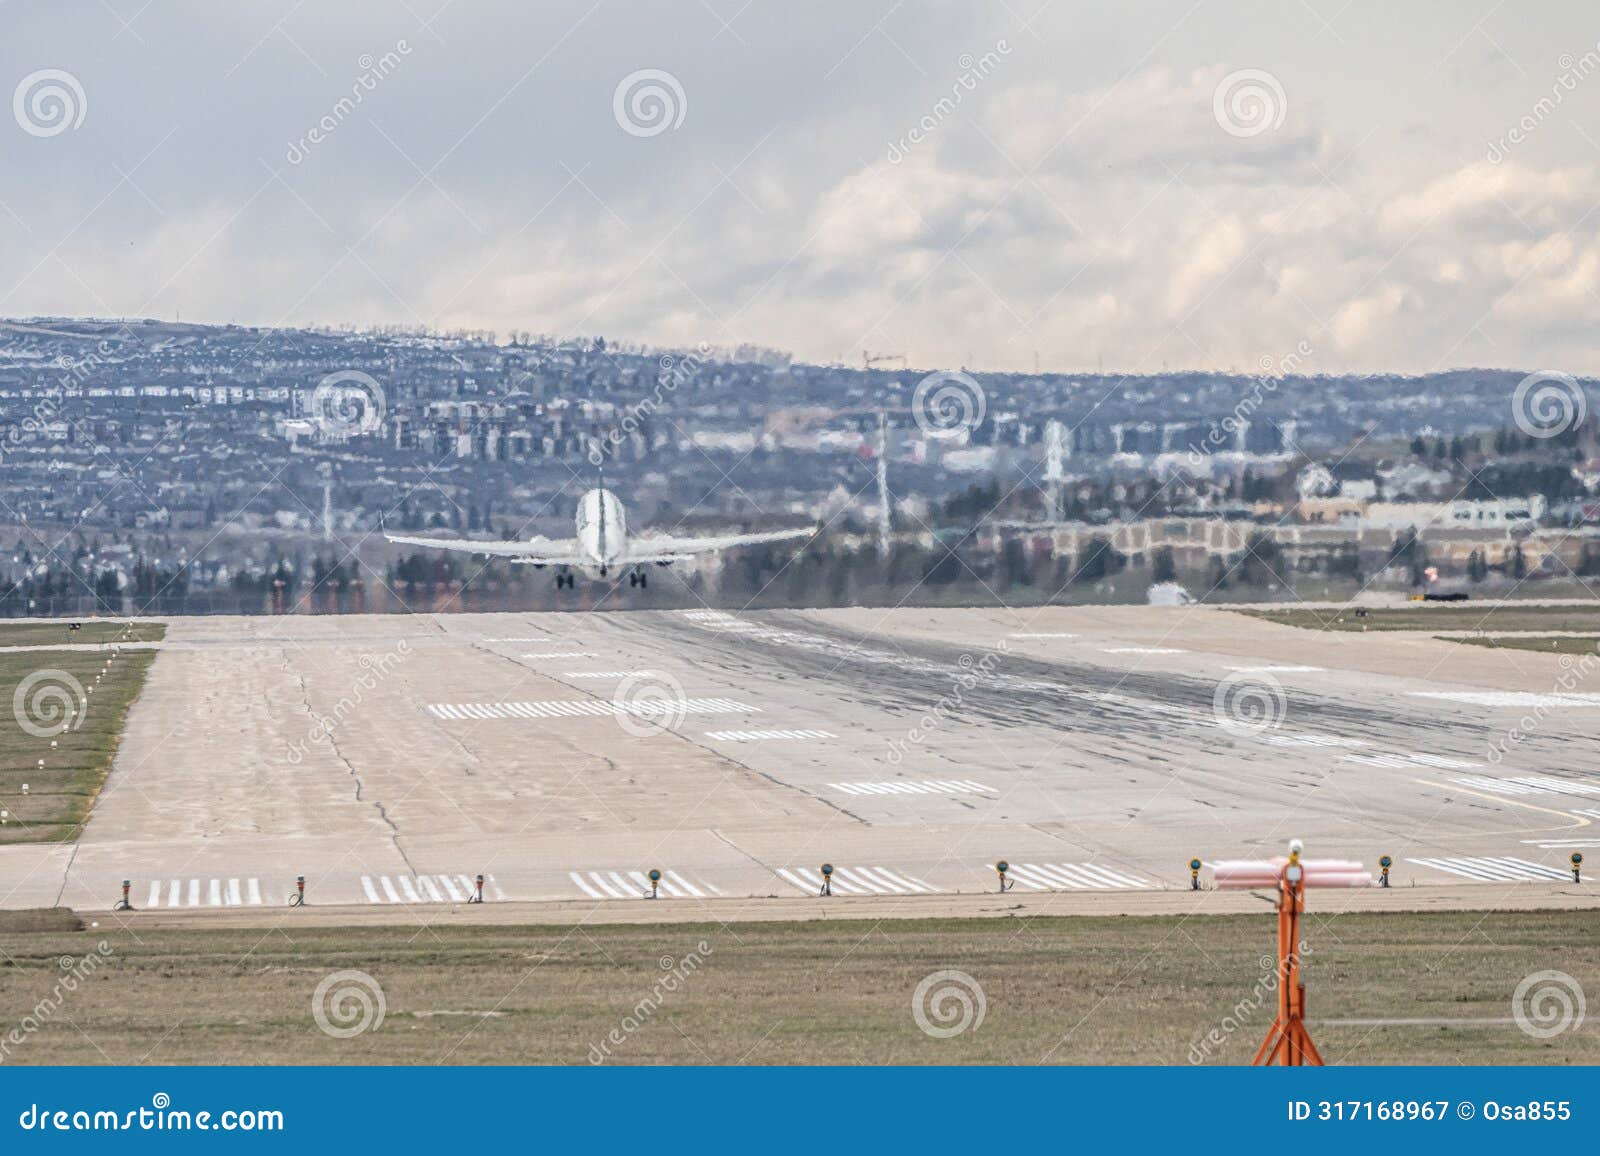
[1151,546,1177,584]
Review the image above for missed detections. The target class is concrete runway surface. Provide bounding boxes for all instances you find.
[2,605,1596,919]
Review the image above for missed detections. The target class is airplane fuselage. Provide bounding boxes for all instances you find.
[574,487,628,576]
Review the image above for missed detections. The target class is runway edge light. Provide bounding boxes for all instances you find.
[647,868,662,899]
[996,860,1011,893]
[1378,855,1392,888]
[1189,858,1202,890]
[290,875,306,907]
[114,879,133,912]
[819,863,833,897]
[1572,851,1583,883]
[469,873,485,903]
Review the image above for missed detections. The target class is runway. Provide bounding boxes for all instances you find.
[2,604,1596,917]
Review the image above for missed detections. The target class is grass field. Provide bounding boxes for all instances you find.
[0,909,1593,1065]
[0,622,162,844]
[1236,603,1600,633]
[0,621,166,648]
[1446,635,1600,655]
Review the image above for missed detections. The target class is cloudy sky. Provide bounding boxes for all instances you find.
[4,1,1600,375]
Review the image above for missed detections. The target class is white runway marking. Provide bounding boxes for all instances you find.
[775,865,942,896]
[1405,856,1570,882]
[1449,774,1600,799]
[1008,632,1078,638]
[1522,837,1600,849]
[522,651,598,659]
[702,728,834,742]
[1409,691,1600,709]
[680,610,734,621]
[1004,862,1151,891]
[427,697,758,720]
[1102,647,1186,654]
[359,874,499,903]
[1342,752,1479,769]
[1262,733,1367,748]
[567,869,722,900]
[142,878,267,908]
[562,670,655,678]
[829,779,994,796]
[485,636,552,642]
[1225,665,1324,673]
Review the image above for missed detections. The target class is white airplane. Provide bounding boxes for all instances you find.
[383,484,815,588]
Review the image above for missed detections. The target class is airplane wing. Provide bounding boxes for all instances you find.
[627,526,816,561]
[383,530,584,564]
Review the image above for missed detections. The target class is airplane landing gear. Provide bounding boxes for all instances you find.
[629,570,648,589]
[555,572,574,590]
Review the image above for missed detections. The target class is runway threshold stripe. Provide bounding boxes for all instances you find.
[361,876,380,903]
[146,881,161,908]
[774,868,808,894]
[666,870,704,898]
[246,878,263,906]
[570,872,604,899]
[437,876,464,902]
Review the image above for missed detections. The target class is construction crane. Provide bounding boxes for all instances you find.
[862,350,907,370]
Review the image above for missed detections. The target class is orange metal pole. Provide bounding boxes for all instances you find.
[1253,869,1323,1066]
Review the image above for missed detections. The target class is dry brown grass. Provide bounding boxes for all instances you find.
[0,909,1594,1066]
